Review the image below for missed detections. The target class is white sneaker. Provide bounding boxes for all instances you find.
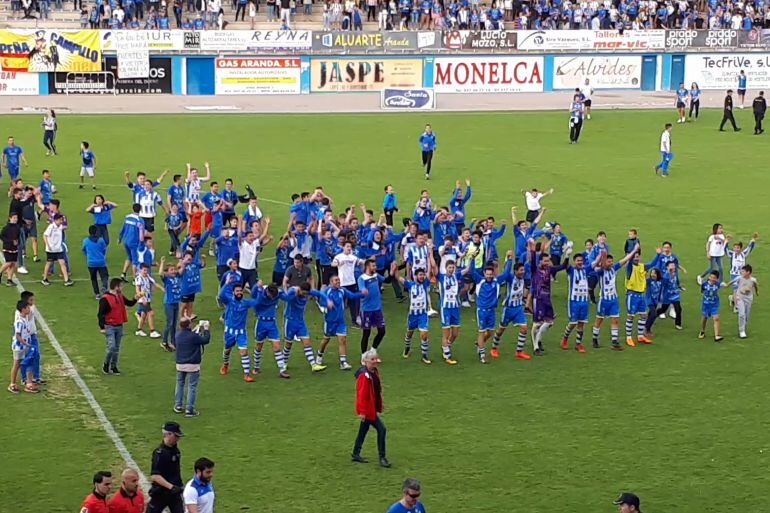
[739,331,747,339]
[696,275,703,285]
[428,308,438,318]
[587,114,591,120]
[340,361,352,370]
[17,266,28,274]
[425,173,429,180]
[315,356,324,366]
[149,331,162,339]
[208,249,216,257]
[658,313,666,319]
[461,300,471,308]
[135,330,148,337]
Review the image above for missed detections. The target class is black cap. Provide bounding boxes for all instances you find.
[162,421,184,436]
[613,492,641,511]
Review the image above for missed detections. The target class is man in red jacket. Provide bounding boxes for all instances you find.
[98,278,139,375]
[80,470,112,513]
[352,348,390,468]
[107,468,145,513]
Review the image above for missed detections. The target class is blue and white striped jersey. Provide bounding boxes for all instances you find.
[138,189,162,218]
[504,276,526,307]
[596,262,622,300]
[405,280,430,314]
[407,244,430,272]
[437,271,461,309]
[567,266,590,302]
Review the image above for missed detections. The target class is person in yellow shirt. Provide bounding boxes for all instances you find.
[624,244,662,346]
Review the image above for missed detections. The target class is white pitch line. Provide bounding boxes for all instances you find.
[3,257,151,492]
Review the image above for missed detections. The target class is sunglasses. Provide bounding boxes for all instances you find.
[406,492,421,499]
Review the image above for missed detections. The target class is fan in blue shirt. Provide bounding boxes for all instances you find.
[39,170,55,206]
[418,124,437,179]
[699,271,726,342]
[449,179,471,228]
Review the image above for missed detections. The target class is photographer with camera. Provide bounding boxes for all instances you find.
[173,318,210,418]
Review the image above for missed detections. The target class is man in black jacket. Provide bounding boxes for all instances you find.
[753,91,766,135]
[174,318,210,417]
[0,213,20,284]
[719,89,741,132]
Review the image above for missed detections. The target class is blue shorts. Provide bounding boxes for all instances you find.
[440,307,460,328]
[137,302,152,314]
[324,319,347,337]
[8,166,19,180]
[730,274,739,290]
[284,318,309,340]
[500,305,527,327]
[626,292,647,315]
[124,244,138,264]
[224,328,248,350]
[407,312,429,331]
[676,100,685,109]
[568,300,589,323]
[597,298,620,318]
[476,307,496,331]
[255,318,280,342]
[701,303,719,318]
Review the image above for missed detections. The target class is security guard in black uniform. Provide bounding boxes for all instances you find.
[719,89,741,132]
[753,91,766,134]
[147,421,185,513]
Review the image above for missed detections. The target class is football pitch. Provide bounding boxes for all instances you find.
[2,108,769,513]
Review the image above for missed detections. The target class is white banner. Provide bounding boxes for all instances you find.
[215,57,301,95]
[685,54,770,89]
[517,30,595,51]
[199,30,312,51]
[115,31,149,79]
[433,56,544,93]
[553,56,642,89]
[381,88,435,110]
[592,29,665,50]
[0,71,38,95]
[101,30,186,51]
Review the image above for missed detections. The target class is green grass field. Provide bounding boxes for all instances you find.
[2,108,769,513]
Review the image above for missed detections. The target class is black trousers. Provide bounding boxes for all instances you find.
[383,208,396,227]
[235,2,245,19]
[720,111,738,131]
[353,415,387,458]
[88,266,108,295]
[689,99,699,119]
[147,492,183,513]
[656,302,682,328]
[754,112,764,133]
[587,275,598,304]
[43,130,56,153]
[421,150,433,174]
[569,119,583,142]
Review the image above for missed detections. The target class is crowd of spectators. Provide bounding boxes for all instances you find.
[7,0,770,30]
